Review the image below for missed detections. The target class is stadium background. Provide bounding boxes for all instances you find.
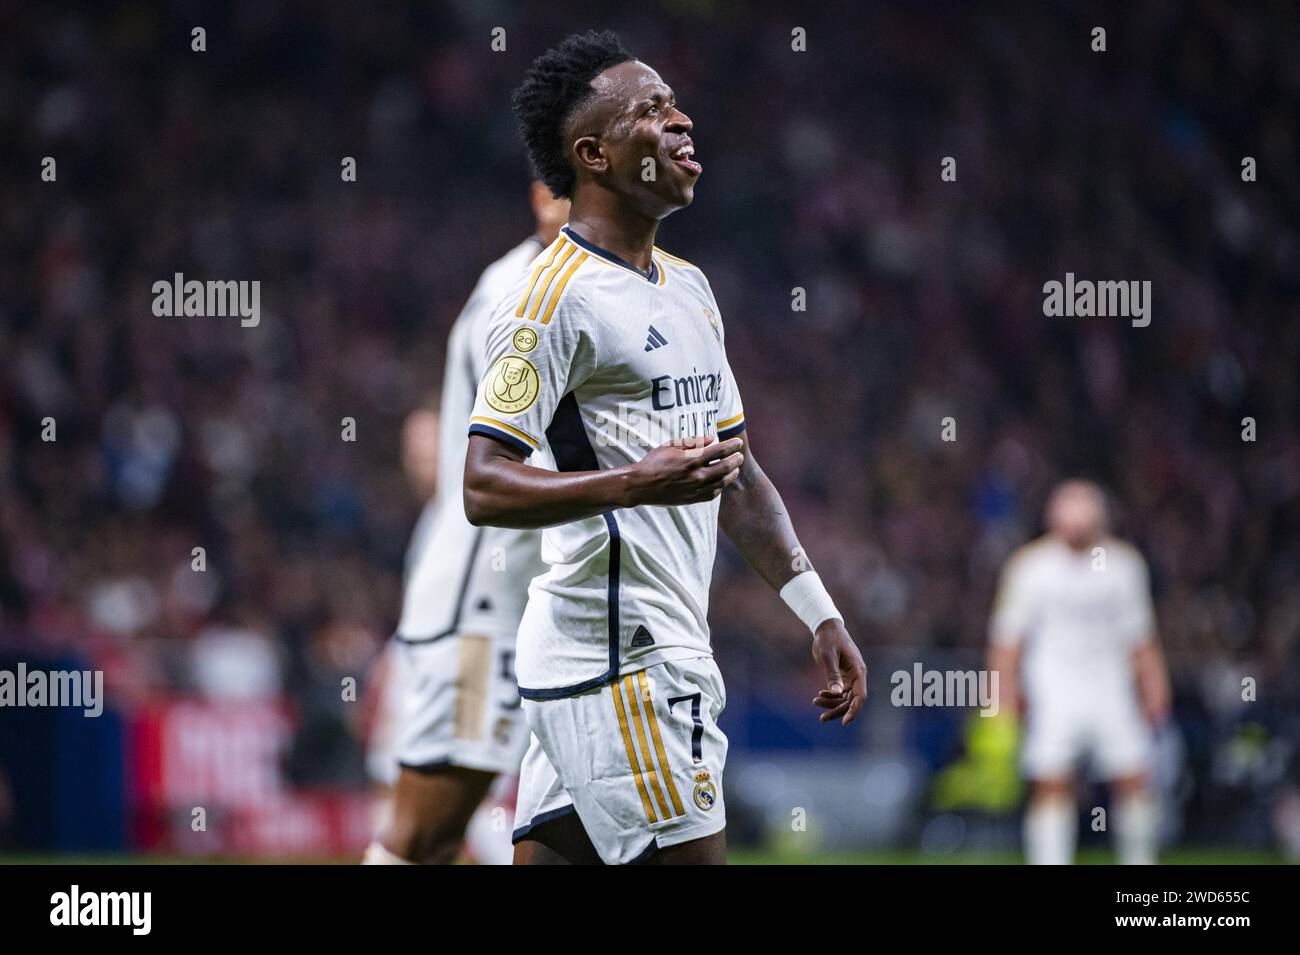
[1,1,1297,862]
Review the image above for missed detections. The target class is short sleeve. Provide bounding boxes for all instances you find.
[704,292,745,440]
[989,551,1036,647]
[717,359,746,440]
[468,284,594,458]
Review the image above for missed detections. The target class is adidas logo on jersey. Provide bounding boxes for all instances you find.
[644,325,669,351]
[630,625,656,647]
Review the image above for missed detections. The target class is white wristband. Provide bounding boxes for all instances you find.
[779,572,842,636]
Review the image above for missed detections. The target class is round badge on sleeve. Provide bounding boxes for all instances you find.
[512,327,538,353]
[484,355,540,415]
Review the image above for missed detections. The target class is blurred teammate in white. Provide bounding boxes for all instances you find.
[363,183,569,864]
[988,480,1172,864]
[359,409,437,842]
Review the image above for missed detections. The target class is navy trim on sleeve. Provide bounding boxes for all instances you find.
[717,420,747,441]
[468,422,534,457]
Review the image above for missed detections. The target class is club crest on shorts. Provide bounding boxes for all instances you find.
[484,354,540,415]
[693,770,717,811]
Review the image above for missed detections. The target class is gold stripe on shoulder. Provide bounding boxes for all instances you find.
[527,242,577,321]
[539,252,587,325]
[515,237,567,318]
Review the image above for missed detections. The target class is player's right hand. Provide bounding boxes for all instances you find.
[625,435,744,506]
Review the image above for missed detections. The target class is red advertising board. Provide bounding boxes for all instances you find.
[130,697,375,858]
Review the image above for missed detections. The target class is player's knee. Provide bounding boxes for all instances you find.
[1031,778,1074,801]
[646,830,727,865]
[384,811,461,864]
[513,838,572,865]
[1111,774,1150,799]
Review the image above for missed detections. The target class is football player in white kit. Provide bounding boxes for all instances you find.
[363,182,569,864]
[988,480,1172,864]
[463,32,868,865]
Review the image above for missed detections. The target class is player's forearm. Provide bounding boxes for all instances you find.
[464,455,630,529]
[719,439,867,722]
[987,643,1022,714]
[1133,639,1171,722]
[466,433,747,529]
[718,454,805,592]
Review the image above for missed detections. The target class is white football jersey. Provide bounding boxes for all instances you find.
[396,236,548,641]
[468,226,746,699]
[989,535,1155,707]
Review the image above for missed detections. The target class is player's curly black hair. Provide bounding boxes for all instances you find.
[512,31,635,199]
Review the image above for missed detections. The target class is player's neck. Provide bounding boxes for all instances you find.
[566,200,659,273]
[1051,532,1101,553]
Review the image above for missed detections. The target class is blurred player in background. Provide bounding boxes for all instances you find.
[359,408,440,836]
[464,31,867,865]
[988,480,1172,864]
[363,183,570,864]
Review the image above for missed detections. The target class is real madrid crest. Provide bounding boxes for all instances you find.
[693,770,717,811]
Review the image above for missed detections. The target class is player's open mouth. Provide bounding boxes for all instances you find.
[669,142,701,175]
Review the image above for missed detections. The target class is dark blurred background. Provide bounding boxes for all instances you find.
[0,1,1297,860]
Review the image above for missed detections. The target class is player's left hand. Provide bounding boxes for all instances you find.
[811,620,867,726]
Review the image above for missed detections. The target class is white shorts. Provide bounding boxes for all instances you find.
[512,655,728,865]
[1022,697,1153,780]
[392,631,530,776]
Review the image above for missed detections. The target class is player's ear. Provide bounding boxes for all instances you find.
[573,135,608,176]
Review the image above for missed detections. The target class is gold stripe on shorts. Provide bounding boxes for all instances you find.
[453,634,492,740]
[612,677,658,823]
[637,670,686,816]
[623,674,675,820]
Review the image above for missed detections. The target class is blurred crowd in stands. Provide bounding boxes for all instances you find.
[1,3,1297,848]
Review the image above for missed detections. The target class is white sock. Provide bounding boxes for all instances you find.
[1115,792,1158,865]
[1025,798,1076,864]
[362,841,414,865]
